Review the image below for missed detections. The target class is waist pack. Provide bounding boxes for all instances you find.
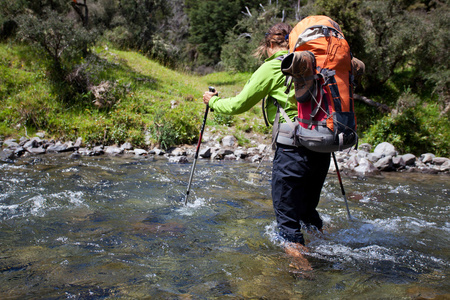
[273,15,364,153]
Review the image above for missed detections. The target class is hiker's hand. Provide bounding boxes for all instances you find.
[203,91,218,105]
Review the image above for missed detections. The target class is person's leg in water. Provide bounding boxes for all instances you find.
[272,144,330,271]
[272,144,330,242]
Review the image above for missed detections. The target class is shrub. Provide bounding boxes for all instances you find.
[363,91,449,157]
[149,104,201,150]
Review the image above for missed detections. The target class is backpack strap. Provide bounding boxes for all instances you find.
[271,97,298,149]
[261,54,289,129]
[262,96,270,127]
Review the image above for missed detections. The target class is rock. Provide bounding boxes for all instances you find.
[432,157,450,165]
[247,147,260,156]
[134,149,148,156]
[392,156,405,169]
[19,136,29,145]
[344,154,359,170]
[168,156,188,163]
[0,149,15,162]
[420,153,435,163]
[249,154,262,163]
[367,152,382,163]
[3,139,19,148]
[47,141,69,153]
[222,135,237,147]
[420,167,440,174]
[93,146,104,155]
[65,141,76,152]
[358,143,372,152]
[104,145,124,155]
[402,153,416,166]
[374,156,394,171]
[224,154,237,160]
[440,160,450,172]
[121,142,133,150]
[169,147,186,156]
[373,142,397,157]
[215,149,234,159]
[357,150,369,159]
[27,146,46,155]
[74,137,83,148]
[23,139,39,149]
[353,158,381,176]
[234,149,248,159]
[149,148,165,155]
[199,147,211,158]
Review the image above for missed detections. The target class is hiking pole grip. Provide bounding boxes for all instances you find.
[208,86,215,112]
[332,152,352,220]
[184,87,214,205]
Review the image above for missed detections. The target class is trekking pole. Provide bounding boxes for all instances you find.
[184,87,215,205]
[332,152,352,220]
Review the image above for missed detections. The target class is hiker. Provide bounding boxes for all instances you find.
[202,23,330,248]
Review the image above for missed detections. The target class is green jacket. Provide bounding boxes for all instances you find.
[208,50,297,125]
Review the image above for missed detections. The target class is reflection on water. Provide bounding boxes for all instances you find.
[0,154,449,299]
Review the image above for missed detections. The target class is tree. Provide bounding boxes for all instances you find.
[186,0,266,67]
[17,9,95,72]
[221,4,286,72]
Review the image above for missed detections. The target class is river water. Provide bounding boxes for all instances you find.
[0,153,449,299]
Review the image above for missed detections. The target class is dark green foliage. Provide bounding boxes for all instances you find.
[220,5,278,73]
[150,105,201,150]
[16,8,97,100]
[186,0,242,66]
[363,90,450,156]
[213,113,235,127]
[185,0,268,67]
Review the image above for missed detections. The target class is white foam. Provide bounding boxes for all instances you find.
[176,197,208,216]
[369,216,440,234]
[0,190,86,220]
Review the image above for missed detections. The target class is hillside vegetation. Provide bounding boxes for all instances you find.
[0,43,268,149]
[1,0,449,156]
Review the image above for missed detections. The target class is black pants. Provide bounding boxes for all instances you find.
[271,143,330,244]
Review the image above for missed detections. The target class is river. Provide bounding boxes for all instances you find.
[1,153,449,299]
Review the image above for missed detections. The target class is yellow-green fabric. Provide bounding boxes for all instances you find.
[208,50,297,124]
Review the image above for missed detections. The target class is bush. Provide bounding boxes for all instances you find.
[149,104,201,150]
[363,90,450,157]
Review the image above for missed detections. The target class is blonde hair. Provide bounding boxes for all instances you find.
[254,23,292,58]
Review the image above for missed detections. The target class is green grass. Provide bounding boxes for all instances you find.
[0,43,262,149]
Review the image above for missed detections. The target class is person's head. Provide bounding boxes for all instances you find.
[254,23,292,58]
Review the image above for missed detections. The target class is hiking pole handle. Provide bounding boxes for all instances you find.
[208,86,216,112]
[184,87,214,205]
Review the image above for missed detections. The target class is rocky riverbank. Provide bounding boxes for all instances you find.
[1,133,449,176]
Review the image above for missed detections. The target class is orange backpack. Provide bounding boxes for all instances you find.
[276,15,360,152]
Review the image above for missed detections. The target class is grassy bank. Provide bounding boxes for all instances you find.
[0,43,267,149]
